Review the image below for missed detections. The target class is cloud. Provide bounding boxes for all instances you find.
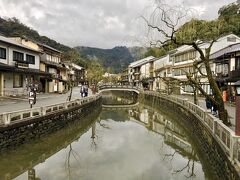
[0,0,235,48]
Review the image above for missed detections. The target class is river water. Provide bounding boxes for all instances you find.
[0,93,215,180]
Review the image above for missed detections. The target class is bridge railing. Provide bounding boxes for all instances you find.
[0,94,101,126]
[98,84,141,91]
[144,91,240,166]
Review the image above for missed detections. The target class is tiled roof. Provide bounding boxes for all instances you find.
[129,56,155,68]
[0,35,40,53]
[210,43,240,59]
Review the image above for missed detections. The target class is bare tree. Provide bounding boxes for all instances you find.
[141,0,230,125]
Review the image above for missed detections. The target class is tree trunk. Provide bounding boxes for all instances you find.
[204,58,231,125]
[217,102,230,125]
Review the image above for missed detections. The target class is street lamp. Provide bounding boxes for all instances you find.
[234,80,240,135]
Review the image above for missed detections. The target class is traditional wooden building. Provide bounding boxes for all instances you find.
[0,35,51,96]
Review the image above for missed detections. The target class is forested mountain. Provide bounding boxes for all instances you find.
[0,17,71,52]
[75,46,147,73]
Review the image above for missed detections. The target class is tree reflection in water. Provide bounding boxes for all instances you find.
[90,123,98,151]
[65,144,81,179]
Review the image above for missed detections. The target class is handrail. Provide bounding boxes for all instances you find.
[143,91,240,166]
[0,94,101,126]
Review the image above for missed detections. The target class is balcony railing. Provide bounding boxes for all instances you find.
[229,69,240,79]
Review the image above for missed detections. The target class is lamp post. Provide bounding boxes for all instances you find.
[234,80,240,135]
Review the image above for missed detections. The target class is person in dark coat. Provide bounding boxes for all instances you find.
[205,98,212,109]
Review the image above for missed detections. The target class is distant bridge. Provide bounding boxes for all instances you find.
[98,85,140,94]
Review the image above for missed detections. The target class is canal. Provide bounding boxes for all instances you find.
[0,91,216,180]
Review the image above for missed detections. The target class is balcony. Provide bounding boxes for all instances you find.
[228,69,240,81]
[216,72,229,78]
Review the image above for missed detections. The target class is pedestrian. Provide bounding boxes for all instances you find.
[84,84,88,97]
[79,84,84,97]
[212,103,218,116]
[205,98,212,110]
[211,95,218,116]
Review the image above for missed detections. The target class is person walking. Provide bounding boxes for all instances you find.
[84,84,88,97]
[79,84,84,97]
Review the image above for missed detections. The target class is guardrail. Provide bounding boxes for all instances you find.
[0,94,101,126]
[143,91,240,166]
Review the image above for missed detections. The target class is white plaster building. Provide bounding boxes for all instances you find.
[0,35,48,96]
[128,56,155,89]
[171,34,240,94]
[153,54,173,91]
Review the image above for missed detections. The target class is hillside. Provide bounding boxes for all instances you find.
[75,46,147,73]
[0,17,147,72]
[0,17,71,52]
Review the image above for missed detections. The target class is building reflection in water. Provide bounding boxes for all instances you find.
[127,105,197,178]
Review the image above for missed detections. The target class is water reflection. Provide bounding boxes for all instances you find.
[28,169,41,180]
[101,105,202,179]
[0,102,214,179]
[101,91,138,105]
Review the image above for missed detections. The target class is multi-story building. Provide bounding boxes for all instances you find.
[11,37,70,93]
[171,34,240,94]
[39,44,68,93]
[153,54,173,92]
[210,42,240,100]
[68,63,85,86]
[128,56,155,89]
[0,35,50,96]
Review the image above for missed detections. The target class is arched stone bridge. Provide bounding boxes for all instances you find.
[98,85,140,94]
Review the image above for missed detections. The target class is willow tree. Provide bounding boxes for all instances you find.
[142,1,231,125]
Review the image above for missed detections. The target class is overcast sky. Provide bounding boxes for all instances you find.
[0,0,235,49]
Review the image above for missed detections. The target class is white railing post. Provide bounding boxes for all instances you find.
[30,109,33,117]
[230,136,237,162]
[41,107,46,116]
[3,113,10,125]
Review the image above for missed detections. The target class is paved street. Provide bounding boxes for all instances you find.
[0,87,91,113]
[173,94,236,129]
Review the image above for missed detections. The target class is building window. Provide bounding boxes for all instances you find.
[13,74,23,88]
[174,69,181,76]
[184,85,193,93]
[26,54,35,64]
[236,57,240,70]
[13,51,24,61]
[0,47,6,59]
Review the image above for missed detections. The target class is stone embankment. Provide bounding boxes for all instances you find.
[0,94,102,150]
[141,91,240,180]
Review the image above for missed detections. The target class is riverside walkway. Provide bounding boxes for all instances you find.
[0,87,84,113]
[172,94,236,129]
